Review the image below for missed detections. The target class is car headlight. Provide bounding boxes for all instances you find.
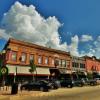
[72,81,74,84]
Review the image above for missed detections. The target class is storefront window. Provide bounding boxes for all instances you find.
[11,51,17,61]
[38,56,42,64]
[21,53,27,62]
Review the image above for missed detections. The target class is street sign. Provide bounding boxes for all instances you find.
[0,67,8,75]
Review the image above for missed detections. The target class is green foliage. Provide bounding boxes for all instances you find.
[87,72,93,79]
[0,59,3,76]
[29,60,36,73]
[0,58,3,67]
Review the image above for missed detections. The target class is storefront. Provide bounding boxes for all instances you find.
[6,64,50,84]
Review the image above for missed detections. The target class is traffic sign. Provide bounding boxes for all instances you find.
[0,67,8,75]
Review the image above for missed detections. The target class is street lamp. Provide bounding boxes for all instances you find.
[14,67,17,83]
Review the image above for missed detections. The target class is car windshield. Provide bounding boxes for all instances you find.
[38,80,48,84]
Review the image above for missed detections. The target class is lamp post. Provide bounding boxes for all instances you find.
[14,67,17,83]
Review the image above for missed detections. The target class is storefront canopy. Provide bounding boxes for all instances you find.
[6,65,50,76]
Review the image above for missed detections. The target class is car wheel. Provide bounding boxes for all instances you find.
[51,85,54,89]
[40,87,44,91]
[67,84,72,88]
[21,87,25,90]
[90,83,94,86]
[79,84,83,87]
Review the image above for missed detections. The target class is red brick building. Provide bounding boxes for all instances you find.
[1,38,71,83]
[84,56,100,77]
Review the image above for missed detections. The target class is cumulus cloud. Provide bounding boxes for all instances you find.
[0,1,68,51]
[93,36,100,58]
[80,36,100,58]
[0,1,98,57]
[0,29,11,39]
[80,35,93,42]
[68,35,79,56]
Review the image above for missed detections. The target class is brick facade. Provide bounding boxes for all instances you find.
[3,38,71,76]
[85,56,100,74]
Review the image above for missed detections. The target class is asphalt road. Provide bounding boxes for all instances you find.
[20,86,100,100]
[1,86,100,100]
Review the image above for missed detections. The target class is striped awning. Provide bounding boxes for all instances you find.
[6,65,50,76]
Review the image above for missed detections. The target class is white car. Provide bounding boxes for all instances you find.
[95,78,100,84]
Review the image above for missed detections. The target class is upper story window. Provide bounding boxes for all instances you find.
[21,53,27,62]
[74,62,79,68]
[72,62,75,67]
[59,59,62,67]
[54,59,59,67]
[72,62,79,68]
[62,60,66,67]
[52,59,54,65]
[11,51,17,61]
[38,56,42,64]
[80,63,85,68]
[30,54,34,61]
[45,57,49,64]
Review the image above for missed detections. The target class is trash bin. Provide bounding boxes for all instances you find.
[11,83,18,94]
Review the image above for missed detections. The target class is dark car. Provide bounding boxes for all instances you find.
[60,78,74,88]
[82,78,97,86]
[20,80,51,92]
[73,79,84,87]
[49,80,61,89]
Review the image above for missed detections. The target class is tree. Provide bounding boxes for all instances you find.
[87,72,93,79]
[0,55,3,76]
[0,55,3,67]
[29,59,36,81]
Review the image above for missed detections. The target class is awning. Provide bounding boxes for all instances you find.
[6,65,50,76]
[36,67,50,76]
[59,69,66,74]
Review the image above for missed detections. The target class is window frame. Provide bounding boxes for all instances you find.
[62,59,66,67]
[38,55,42,64]
[30,54,34,62]
[51,58,54,65]
[59,59,62,67]
[11,51,17,62]
[21,52,27,63]
[45,57,49,65]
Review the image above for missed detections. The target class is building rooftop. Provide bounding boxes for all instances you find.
[4,38,70,56]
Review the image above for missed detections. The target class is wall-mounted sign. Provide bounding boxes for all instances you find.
[0,67,8,75]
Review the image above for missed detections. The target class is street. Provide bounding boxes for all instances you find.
[0,85,100,100]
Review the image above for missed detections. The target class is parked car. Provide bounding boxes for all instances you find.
[73,79,84,87]
[20,80,51,92]
[49,80,61,89]
[82,78,97,86]
[95,78,100,84]
[59,78,74,88]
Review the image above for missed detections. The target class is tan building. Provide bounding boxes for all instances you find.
[71,56,86,79]
[1,38,71,83]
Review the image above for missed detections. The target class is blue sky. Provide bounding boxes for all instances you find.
[0,0,100,57]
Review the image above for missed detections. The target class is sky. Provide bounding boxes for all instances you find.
[0,0,100,58]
